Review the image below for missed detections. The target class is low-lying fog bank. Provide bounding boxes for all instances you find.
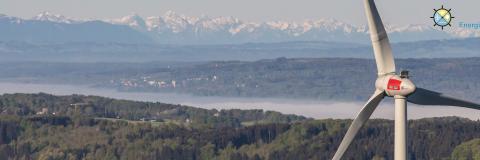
[0,82,478,120]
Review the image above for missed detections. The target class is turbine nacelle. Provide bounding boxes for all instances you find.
[375,73,416,97]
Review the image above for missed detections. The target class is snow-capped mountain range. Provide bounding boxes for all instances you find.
[32,11,76,24]
[1,11,479,44]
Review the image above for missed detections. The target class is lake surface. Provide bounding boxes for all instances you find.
[0,82,479,120]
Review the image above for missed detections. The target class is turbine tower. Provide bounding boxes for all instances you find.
[332,0,480,159]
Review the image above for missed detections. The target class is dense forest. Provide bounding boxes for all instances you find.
[0,93,480,159]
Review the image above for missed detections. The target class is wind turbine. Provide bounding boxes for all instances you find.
[332,0,480,159]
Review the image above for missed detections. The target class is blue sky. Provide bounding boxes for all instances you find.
[1,0,478,25]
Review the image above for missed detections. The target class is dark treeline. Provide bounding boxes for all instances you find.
[0,94,480,159]
[0,93,306,128]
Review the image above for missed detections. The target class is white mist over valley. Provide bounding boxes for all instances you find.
[1,82,478,120]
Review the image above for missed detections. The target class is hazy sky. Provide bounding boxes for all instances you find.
[1,0,479,25]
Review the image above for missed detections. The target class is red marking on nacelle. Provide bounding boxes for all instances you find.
[387,79,402,90]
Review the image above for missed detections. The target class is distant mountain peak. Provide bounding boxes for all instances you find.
[0,13,23,24]
[33,11,74,24]
[111,13,147,29]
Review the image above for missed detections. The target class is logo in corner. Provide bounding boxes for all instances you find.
[431,5,454,30]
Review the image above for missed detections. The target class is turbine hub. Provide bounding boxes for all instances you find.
[376,74,416,97]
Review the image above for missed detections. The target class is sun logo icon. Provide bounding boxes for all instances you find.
[431,5,454,30]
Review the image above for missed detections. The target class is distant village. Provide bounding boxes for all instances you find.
[110,75,221,90]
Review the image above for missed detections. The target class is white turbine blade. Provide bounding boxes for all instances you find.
[332,90,385,160]
[364,0,396,76]
[407,88,480,110]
